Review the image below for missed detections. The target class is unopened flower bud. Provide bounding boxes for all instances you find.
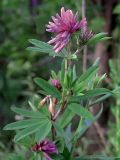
[80,30,94,45]
[51,79,61,90]
[48,98,55,116]
[38,97,48,109]
[52,98,58,106]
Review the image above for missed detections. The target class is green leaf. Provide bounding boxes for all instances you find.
[55,137,65,153]
[28,39,55,56]
[34,78,61,100]
[52,122,65,138]
[68,103,93,120]
[70,88,111,104]
[28,101,36,111]
[74,63,98,87]
[83,88,112,98]
[72,65,77,81]
[35,120,52,141]
[59,108,75,128]
[38,106,50,117]
[28,39,67,57]
[11,107,46,119]
[27,47,47,53]
[17,136,32,148]
[28,94,40,111]
[88,32,110,44]
[98,37,111,42]
[61,60,65,84]
[113,4,120,14]
[65,124,72,151]
[73,82,86,95]
[14,123,43,142]
[90,93,112,106]
[51,70,57,79]
[75,155,116,160]
[51,154,64,160]
[3,119,45,130]
[74,106,103,139]
[8,154,24,160]
[79,65,98,82]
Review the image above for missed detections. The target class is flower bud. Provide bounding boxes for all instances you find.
[48,98,55,116]
[80,30,94,45]
[51,79,61,90]
[52,98,58,106]
[38,97,48,109]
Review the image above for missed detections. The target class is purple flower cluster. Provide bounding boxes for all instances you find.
[46,7,87,53]
[32,139,58,160]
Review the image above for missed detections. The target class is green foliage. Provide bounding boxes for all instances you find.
[34,77,61,99]
[28,39,77,60]
[4,106,51,142]
[74,106,103,139]
[88,32,111,45]
[107,60,120,157]
[1,1,117,159]
[68,103,93,119]
[113,4,120,14]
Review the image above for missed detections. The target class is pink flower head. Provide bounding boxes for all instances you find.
[46,7,87,53]
[32,139,58,160]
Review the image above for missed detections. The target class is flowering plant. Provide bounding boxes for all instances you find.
[4,7,113,160]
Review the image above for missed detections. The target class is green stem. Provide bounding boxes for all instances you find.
[65,58,68,77]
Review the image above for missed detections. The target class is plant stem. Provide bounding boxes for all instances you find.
[82,0,87,72]
[53,100,67,120]
[51,125,56,141]
[65,58,68,77]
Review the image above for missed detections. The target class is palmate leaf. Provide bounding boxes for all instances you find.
[14,123,43,142]
[34,78,61,100]
[3,119,45,130]
[4,106,52,142]
[11,107,46,119]
[52,122,66,138]
[35,120,52,141]
[27,39,67,57]
[27,39,55,56]
[68,103,93,120]
[28,94,40,111]
[58,108,75,128]
[14,119,52,142]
